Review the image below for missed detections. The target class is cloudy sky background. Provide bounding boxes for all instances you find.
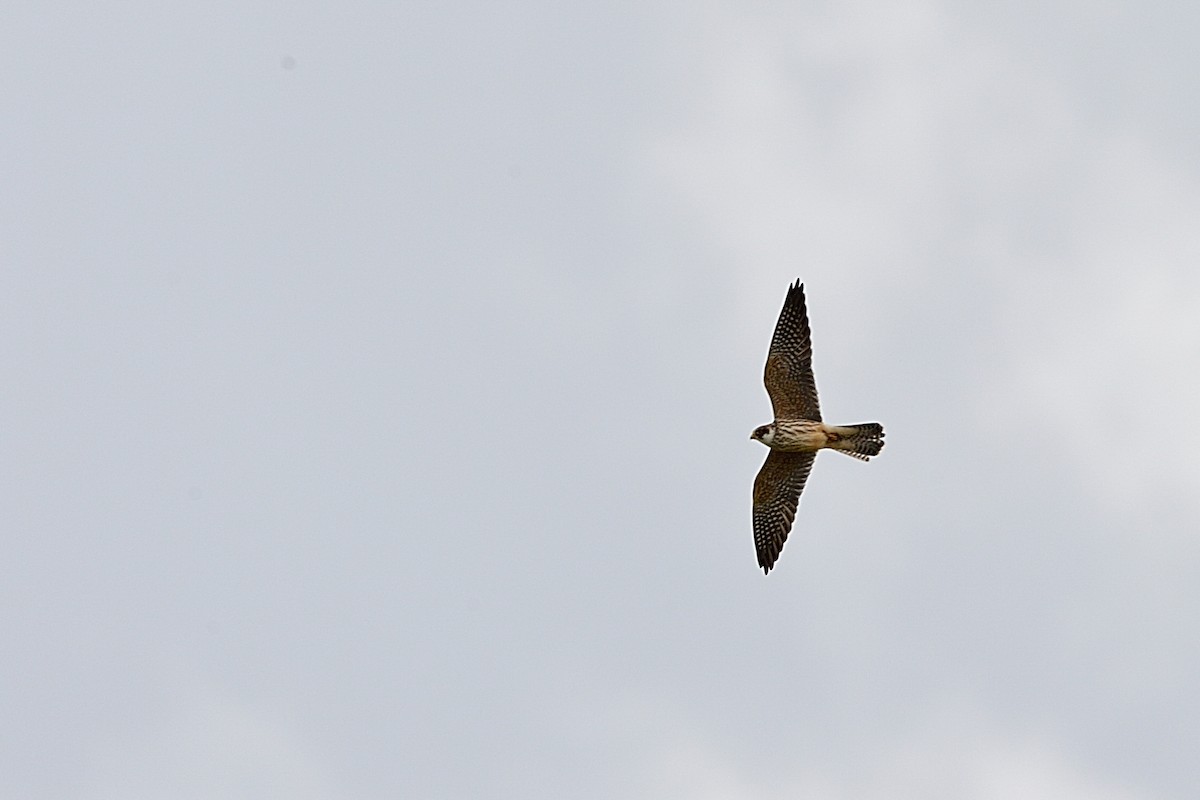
[5,2,1200,798]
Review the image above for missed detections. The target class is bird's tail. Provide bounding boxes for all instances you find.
[826,423,885,461]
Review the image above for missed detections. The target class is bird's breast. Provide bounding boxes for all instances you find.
[769,419,828,452]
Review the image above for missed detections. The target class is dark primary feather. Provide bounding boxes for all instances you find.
[752,450,816,573]
[763,280,821,422]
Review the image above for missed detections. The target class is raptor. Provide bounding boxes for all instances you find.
[750,281,885,574]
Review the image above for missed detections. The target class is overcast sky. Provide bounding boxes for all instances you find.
[5,2,1200,798]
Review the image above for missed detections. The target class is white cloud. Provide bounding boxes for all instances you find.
[656,0,1200,514]
[642,705,1152,800]
[980,135,1200,512]
[81,678,332,800]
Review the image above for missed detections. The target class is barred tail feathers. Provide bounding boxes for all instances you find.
[826,423,885,461]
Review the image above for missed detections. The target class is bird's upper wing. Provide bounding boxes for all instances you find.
[752,450,817,574]
[763,280,821,421]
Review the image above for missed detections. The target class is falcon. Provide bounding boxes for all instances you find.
[750,281,885,574]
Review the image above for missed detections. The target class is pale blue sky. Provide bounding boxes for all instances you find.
[4,3,1199,798]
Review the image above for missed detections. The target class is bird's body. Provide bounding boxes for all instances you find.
[750,281,885,574]
[753,420,884,458]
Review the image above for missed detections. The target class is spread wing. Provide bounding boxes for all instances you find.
[752,450,817,574]
[763,280,821,421]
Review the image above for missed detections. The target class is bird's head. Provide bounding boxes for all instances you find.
[750,423,775,446]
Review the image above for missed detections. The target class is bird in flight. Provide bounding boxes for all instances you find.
[750,281,885,574]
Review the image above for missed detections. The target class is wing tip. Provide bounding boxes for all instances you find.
[784,279,806,309]
[756,542,780,574]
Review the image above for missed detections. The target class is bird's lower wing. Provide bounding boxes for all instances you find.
[752,450,817,574]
